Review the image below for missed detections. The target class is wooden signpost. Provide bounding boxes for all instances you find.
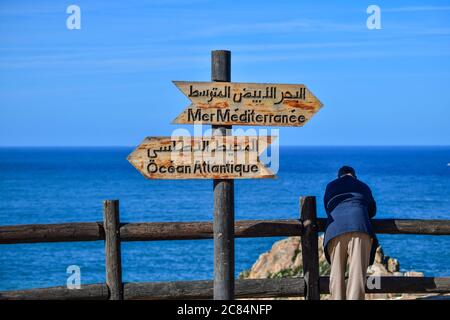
[127,136,275,179]
[210,50,235,301]
[127,50,323,300]
[172,81,323,126]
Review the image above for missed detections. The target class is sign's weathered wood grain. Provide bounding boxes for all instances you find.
[173,81,323,126]
[127,136,275,179]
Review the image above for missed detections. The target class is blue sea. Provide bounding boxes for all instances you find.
[0,146,449,291]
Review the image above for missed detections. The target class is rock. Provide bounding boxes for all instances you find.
[404,271,424,277]
[387,257,399,273]
[241,236,329,279]
[245,237,302,279]
[367,247,400,277]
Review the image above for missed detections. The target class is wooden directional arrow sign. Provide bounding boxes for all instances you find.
[127,136,276,179]
[172,81,323,126]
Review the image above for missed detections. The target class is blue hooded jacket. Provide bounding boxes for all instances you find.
[323,175,378,265]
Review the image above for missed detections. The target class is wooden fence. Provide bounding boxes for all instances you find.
[0,196,449,300]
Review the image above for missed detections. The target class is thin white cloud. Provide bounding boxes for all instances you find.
[182,19,363,38]
[2,47,450,72]
[234,50,450,63]
[384,6,450,12]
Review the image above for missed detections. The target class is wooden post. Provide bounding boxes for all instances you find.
[212,50,235,300]
[103,200,123,300]
[300,196,320,300]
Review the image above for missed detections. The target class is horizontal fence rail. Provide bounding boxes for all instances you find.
[1,218,450,244]
[319,276,450,295]
[1,277,449,300]
[0,222,104,244]
[0,284,109,300]
[0,278,304,300]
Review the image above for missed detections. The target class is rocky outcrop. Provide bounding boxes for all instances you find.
[240,236,407,280]
[240,236,327,279]
[239,235,435,300]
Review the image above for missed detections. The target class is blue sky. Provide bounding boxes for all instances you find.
[0,0,449,146]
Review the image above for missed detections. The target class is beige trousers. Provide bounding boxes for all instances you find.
[327,231,372,300]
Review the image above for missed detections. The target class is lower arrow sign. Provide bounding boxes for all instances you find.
[127,136,276,179]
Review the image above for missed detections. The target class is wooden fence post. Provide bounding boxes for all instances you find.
[212,50,235,300]
[103,200,123,300]
[300,196,320,300]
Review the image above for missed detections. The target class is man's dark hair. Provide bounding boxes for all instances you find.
[338,166,356,178]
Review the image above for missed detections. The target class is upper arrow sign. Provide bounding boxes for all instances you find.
[127,136,276,179]
[173,81,323,126]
